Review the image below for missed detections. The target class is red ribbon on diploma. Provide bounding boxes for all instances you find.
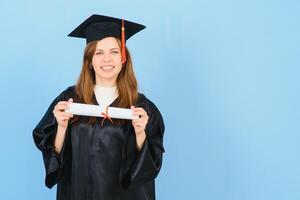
[101,106,113,126]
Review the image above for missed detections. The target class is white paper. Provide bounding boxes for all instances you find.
[65,103,138,120]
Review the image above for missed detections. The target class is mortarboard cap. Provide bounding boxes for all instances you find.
[68,14,146,63]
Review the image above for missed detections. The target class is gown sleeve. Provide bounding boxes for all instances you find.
[33,87,72,188]
[120,97,165,189]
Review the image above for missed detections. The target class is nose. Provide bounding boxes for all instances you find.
[103,53,112,62]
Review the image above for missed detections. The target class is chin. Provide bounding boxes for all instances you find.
[98,75,117,81]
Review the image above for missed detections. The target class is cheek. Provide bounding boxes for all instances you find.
[116,58,123,66]
[113,56,122,67]
[92,56,102,65]
[116,65,123,74]
[113,54,122,63]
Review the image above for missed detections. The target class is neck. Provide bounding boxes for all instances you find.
[95,77,117,87]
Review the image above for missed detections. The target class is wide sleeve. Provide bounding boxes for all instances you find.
[120,99,165,189]
[33,89,69,188]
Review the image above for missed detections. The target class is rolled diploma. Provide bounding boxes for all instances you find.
[65,103,138,120]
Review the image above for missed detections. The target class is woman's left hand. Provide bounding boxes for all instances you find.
[131,106,149,135]
[131,106,148,150]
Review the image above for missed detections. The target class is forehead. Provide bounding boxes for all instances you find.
[96,37,120,49]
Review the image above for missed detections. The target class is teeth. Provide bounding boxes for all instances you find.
[101,66,114,70]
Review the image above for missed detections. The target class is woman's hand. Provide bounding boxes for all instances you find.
[131,106,148,150]
[53,98,74,129]
[131,106,149,134]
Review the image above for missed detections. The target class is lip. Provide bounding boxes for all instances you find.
[100,65,115,69]
[100,65,115,72]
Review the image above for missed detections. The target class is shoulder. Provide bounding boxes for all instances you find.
[41,85,77,114]
[137,93,165,135]
[137,93,162,118]
[55,85,76,101]
[62,85,76,95]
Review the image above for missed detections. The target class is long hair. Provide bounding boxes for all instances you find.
[70,38,138,125]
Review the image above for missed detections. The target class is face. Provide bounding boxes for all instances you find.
[91,37,122,86]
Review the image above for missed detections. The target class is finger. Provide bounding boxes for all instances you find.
[132,119,146,126]
[61,117,69,121]
[62,113,74,118]
[132,118,147,124]
[134,122,145,127]
[57,101,69,106]
[61,115,73,120]
[55,103,69,111]
[56,112,72,120]
[66,100,73,111]
[55,104,69,111]
[131,106,139,116]
[132,109,146,115]
[131,107,145,113]
[68,98,73,107]
[134,107,145,111]
[133,111,148,119]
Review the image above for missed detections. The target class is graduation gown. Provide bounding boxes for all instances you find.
[33,86,165,200]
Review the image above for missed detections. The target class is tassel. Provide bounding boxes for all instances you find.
[121,19,127,64]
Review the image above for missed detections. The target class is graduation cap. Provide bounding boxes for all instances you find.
[68,14,146,64]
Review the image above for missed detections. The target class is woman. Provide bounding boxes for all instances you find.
[33,14,165,200]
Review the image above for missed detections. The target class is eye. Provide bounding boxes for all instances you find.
[112,50,119,54]
[95,52,103,55]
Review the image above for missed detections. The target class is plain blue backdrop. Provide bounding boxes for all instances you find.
[0,0,299,199]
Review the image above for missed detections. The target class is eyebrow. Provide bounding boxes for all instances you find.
[95,48,120,51]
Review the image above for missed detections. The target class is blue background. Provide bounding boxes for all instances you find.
[0,0,299,199]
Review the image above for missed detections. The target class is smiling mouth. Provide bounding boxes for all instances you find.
[100,65,115,71]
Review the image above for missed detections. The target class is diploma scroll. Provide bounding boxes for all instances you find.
[65,103,138,120]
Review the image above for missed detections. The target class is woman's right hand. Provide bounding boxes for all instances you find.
[53,98,74,129]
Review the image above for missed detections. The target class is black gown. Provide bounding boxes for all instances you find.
[33,86,165,200]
